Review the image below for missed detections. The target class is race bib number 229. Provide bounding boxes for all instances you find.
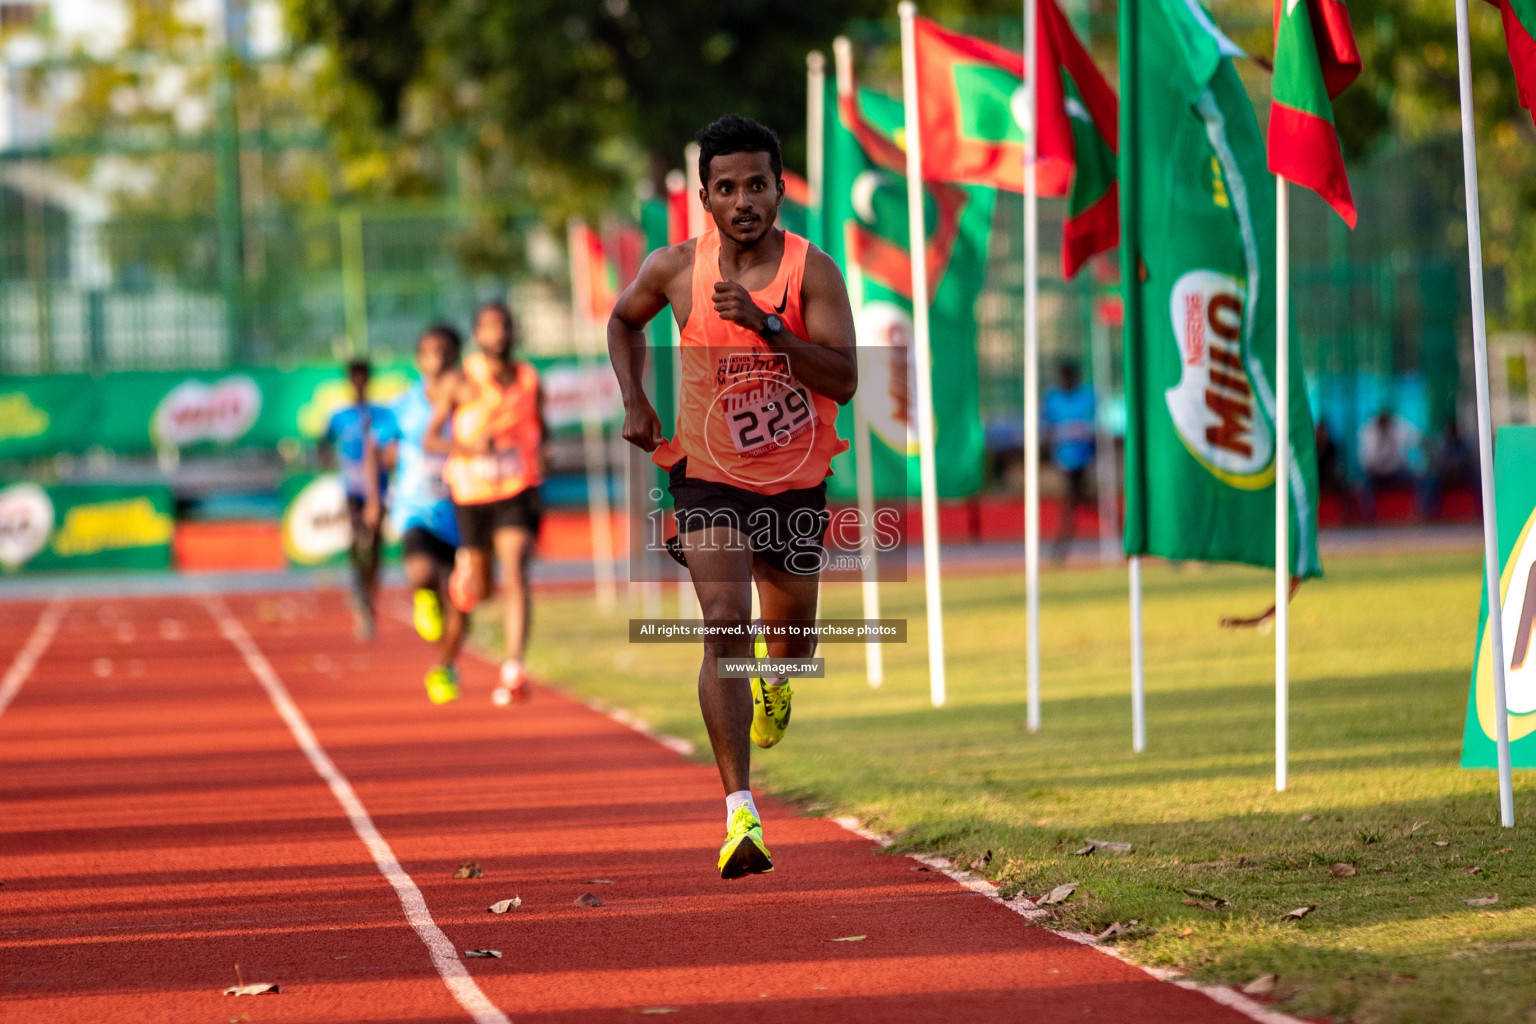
[728,383,814,457]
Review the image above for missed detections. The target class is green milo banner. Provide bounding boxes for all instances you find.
[820,79,994,500]
[1462,426,1536,768]
[0,357,620,462]
[1121,0,1321,577]
[0,482,174,573]
[279,472,406,570]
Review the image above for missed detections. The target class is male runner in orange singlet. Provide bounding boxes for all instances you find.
[608,115,857,878]
[425,302,546,706]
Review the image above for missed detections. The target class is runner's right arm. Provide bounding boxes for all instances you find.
[608,243,692,453]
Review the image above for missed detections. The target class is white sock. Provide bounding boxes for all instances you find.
[726,789,758,823]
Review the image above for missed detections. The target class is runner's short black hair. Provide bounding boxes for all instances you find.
[346,357,371,376]
[420,323,462,361]
[476,300,515,332]
[696,115,782,186]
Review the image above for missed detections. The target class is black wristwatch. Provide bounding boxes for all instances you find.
[758,313,785,341]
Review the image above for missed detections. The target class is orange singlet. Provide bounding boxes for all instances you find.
[652,229,847,494]
[444,352,543,505]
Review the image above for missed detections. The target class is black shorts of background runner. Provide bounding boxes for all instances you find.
[402,525,456,568]
[1064,465,1090,503]
[665,459,828,578]
[454,487,543,551]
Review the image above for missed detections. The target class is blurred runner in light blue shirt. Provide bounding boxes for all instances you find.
[389,325,469,704]
[321,359,401,639]
[1043,359,1096,563]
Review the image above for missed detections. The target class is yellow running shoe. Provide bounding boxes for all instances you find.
[413,588,444,642]
[749,633,793,749]
[423,664,459,704]
[717,806,773,879]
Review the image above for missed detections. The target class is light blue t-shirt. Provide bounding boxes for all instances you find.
[1043,385,1096,472]
[388,383,460,544]
[324,403,402,498]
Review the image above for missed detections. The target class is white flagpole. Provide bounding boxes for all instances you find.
[568,220,618,610]
[1022,0,1042,732]
[899,0,947,707]
[834,37,885,689]
[1453,0,1515,826]
[1275,177,1291,792]
[1129,554,1145,752]
[808,50,827,240]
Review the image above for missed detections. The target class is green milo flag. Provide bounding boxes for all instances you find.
[1462,426,1536,768]
[819,78,995,500]
[1120,0,1321,576]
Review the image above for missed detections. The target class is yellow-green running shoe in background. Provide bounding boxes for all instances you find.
[749,632,793,749]
[423,664,459,704]
[717,805,773,879]
[413,587,444,642]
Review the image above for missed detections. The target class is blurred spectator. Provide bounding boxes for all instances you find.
[1314,420,1355,522]
[1419,418,1477,519]
[1357,409,1420,521]
[1044,359,1096,562]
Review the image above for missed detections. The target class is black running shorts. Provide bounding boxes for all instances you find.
[401,525,456,568]
[454,487,543,551]
[666,459,828,577]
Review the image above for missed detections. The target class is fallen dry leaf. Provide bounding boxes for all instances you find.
[1466,895,1500,907]
[1095,921,1129,942]
[453,861,483,879]
[1177,927,1195,938]
[1038,883,1078,906]
[463,950,502,958]
[1183,899,1223,912]
[1408,821,1427,835]
[969,850,993,871]
[827,935,866,942]
[1465,866,1483,876]
[1496,847,1515,854]
[629,1008,678,1015]
[1433,841,1451,847]
[909,865,932,872]
[223,984,281,996]
[1242,973,1278,996]
[574,893,605,908]
[1330,863,1358,878]
[1083,837,1133,853]
[1074,844,1096,857]
[1183,888,1230,906]
[1299,814,1318,822]
[1285,906,1315,920]
[488,898,522,914]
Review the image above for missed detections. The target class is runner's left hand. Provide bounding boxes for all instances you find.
[712,281,766,334]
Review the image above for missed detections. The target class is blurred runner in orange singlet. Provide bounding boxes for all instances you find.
[425,302,546,706]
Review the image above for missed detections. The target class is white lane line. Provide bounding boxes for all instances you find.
[203,595,511,1024]
[0,598,67,718]
[578,689,1303,1024]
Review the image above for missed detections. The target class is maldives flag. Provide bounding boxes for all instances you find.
[1267,0,1361,227]
[1038,0,1119,277]
[912,17,1071,193]
[1487,0,1536,127]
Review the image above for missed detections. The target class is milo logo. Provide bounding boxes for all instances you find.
[1475,505,1536,741]
[0,483,55,569]
[1164,270,1274,489]
[153,375,262,447]
[281,474,352,566]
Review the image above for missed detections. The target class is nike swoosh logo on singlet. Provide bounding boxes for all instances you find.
[773,286,789,314]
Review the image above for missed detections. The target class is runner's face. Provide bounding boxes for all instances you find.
[702,151,782,245]
[416,334,447,378]
[475,311,513,360]
[348,368,369,402]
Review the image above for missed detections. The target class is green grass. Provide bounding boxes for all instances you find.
[490,549,1536,1024]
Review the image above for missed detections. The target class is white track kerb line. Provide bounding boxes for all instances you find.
[589,692,1305,1024]
[204,596,511,1024]
[0,598,67,718]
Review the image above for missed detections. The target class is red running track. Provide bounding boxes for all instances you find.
[1,590,1273,1024]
